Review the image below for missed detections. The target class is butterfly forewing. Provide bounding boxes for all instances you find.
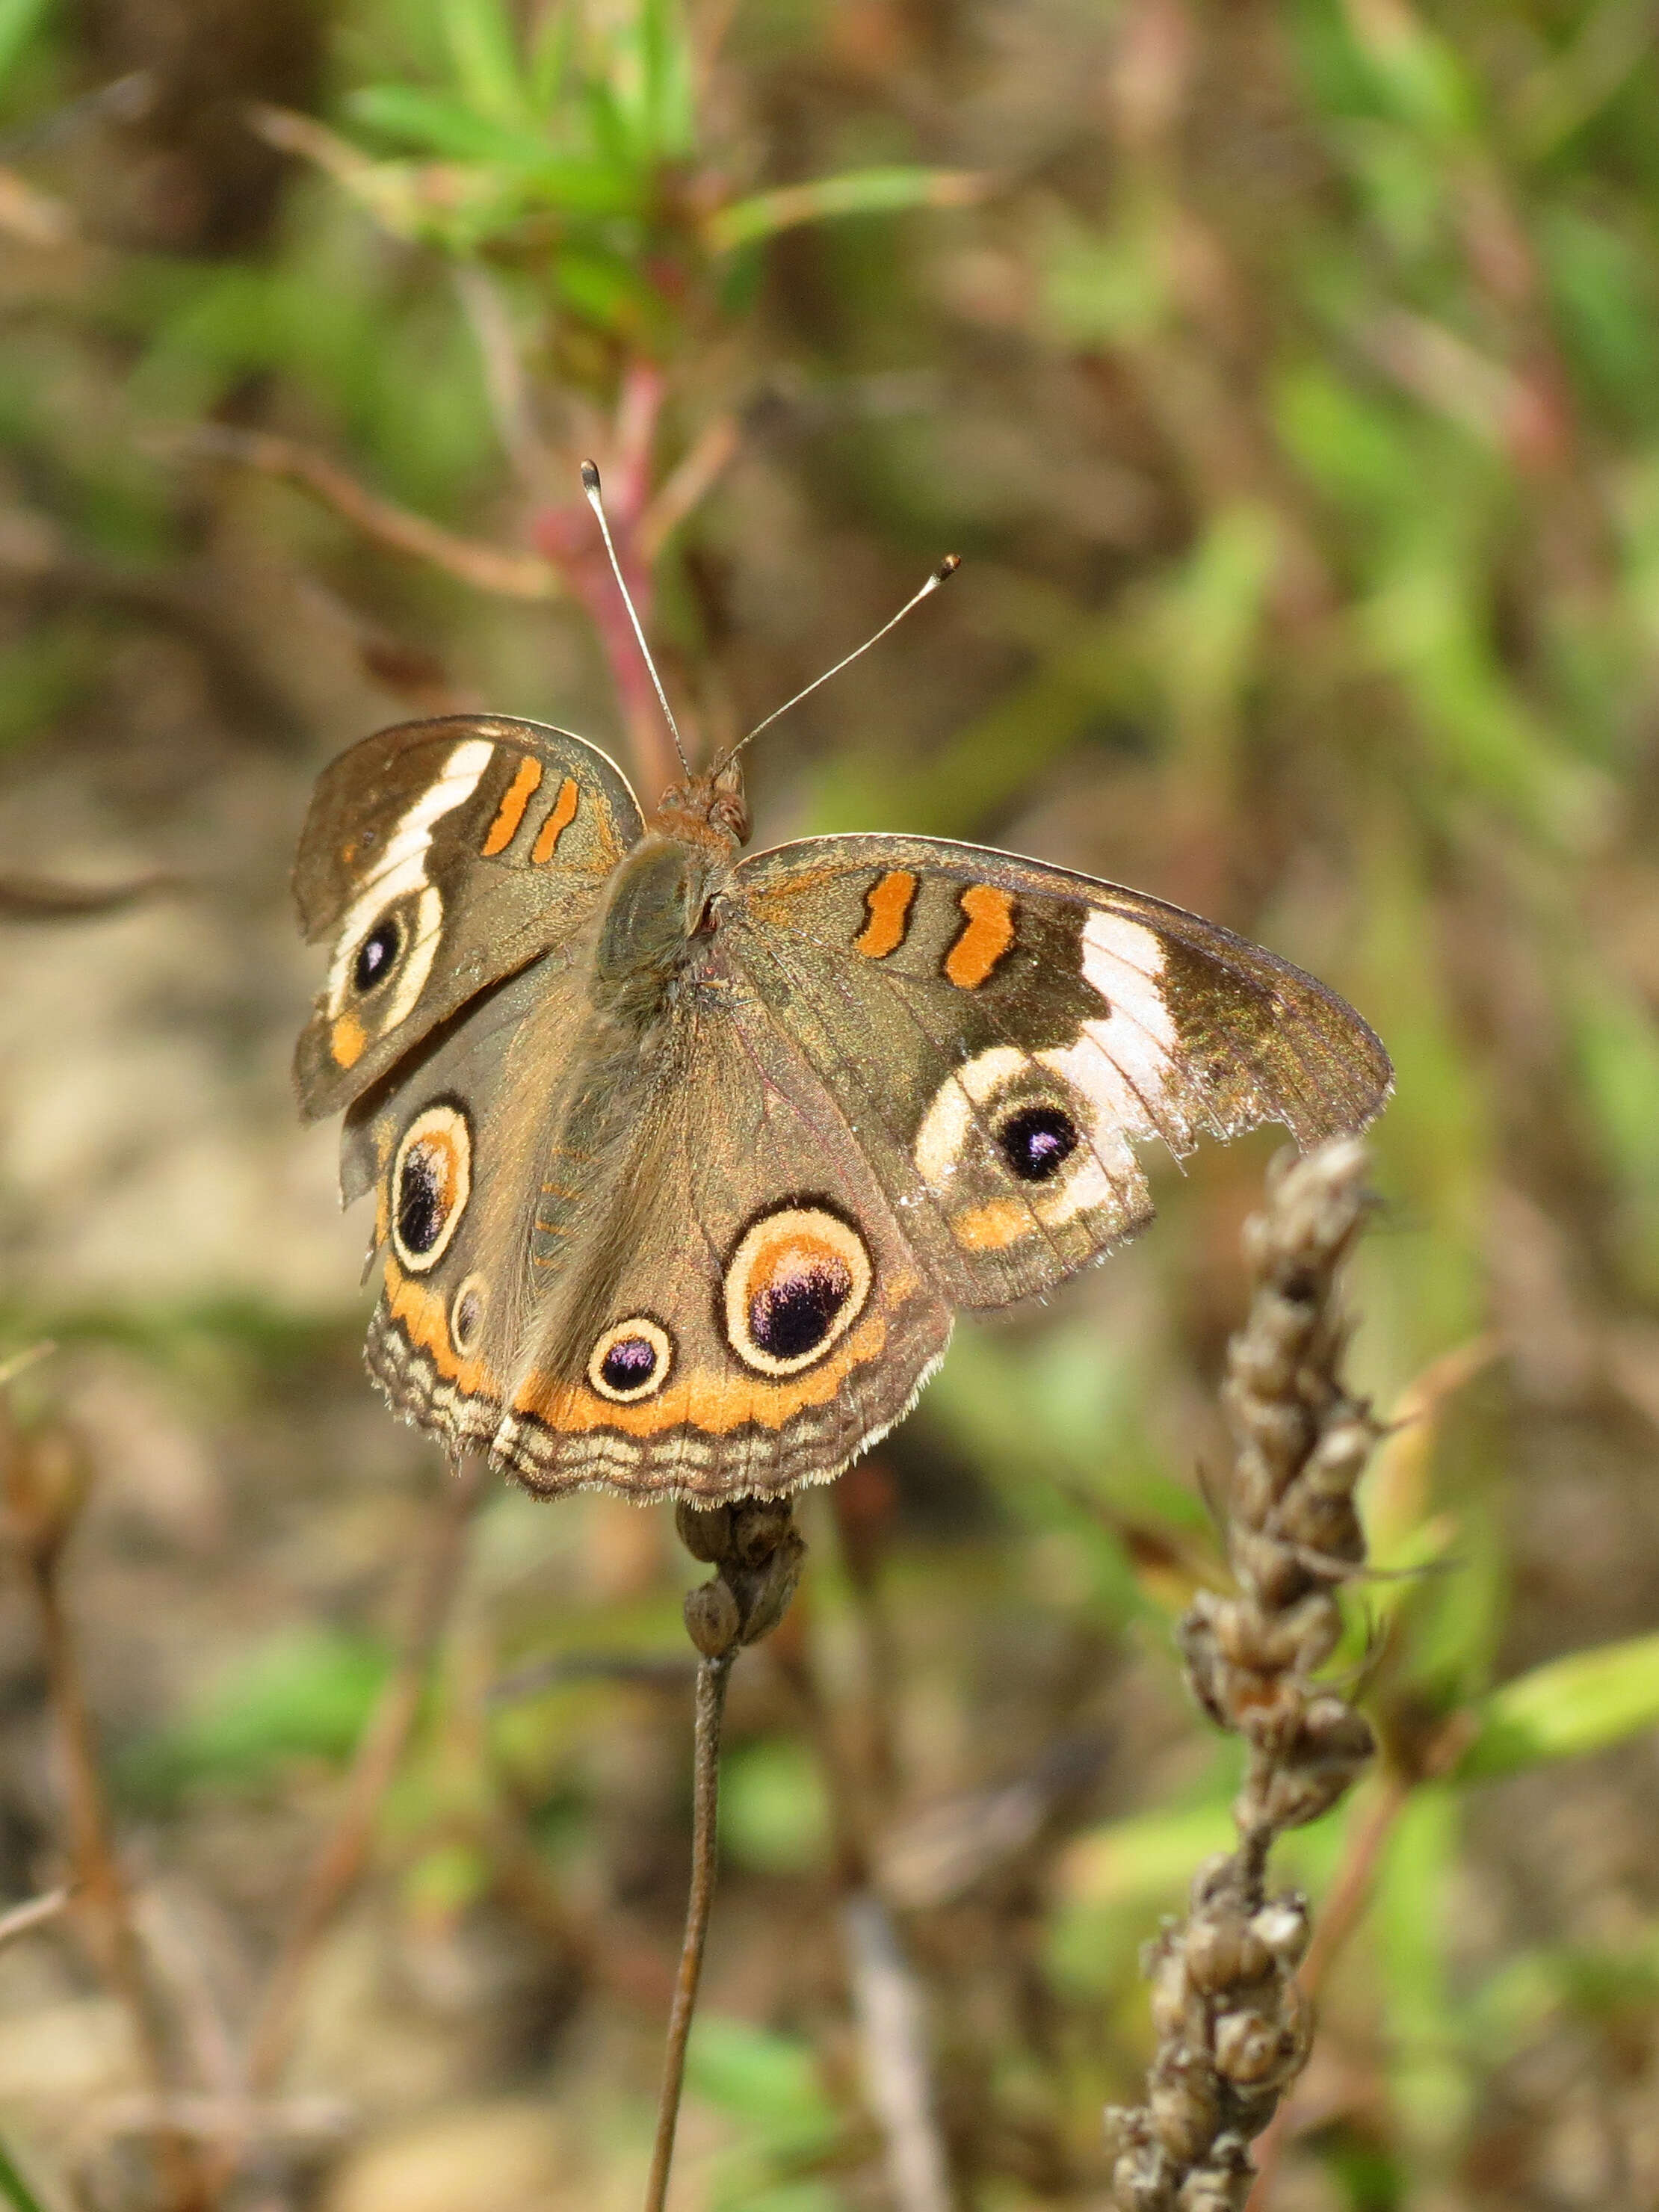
[293,714,643,1122]
[719,834,1391,1311]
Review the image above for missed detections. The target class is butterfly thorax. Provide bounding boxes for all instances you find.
[589,830,726,1030]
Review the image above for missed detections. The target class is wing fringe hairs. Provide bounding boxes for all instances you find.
[1104,1139,1380,2212]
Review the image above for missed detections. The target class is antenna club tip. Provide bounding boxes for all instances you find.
[580,459,602,492]
[936,554,962,581]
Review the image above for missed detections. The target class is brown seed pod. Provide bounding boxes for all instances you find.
[682,1577,741,1658]
[674,1501,732,1564]
[1212,2006,1289,2087]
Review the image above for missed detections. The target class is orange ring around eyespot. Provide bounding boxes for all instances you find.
[723,1205,873,1378]
[390,1105,472,1273]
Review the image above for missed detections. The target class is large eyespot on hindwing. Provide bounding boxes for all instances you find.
[587,1317,675,1403]
[723,1204,873,1378]
[390,1102,472,1273]
[911,1045,1118,1249]
[995,1102,1080,1184]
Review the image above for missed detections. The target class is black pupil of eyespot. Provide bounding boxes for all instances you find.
[354,920,400,992]
[455,1292,480,1343]
[601,1336,657,1389]
[397,1147,445,1253]
[998,1105,1078,1184]
[751,1261,850,1359]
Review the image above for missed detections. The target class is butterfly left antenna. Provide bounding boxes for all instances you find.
[581,459,691,778]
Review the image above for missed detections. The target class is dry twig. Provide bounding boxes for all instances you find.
[0,1885,69,1947]
[1,1398,211,2212]
[641,1498,806,2212]
[182,426,563,602]
[844,1891,955,2212]
[1105,1140,1380,2211]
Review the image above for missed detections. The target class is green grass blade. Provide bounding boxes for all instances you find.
[707,166,989,253]
[1460,1633,1659,1782]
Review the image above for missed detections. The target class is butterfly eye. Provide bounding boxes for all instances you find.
[390,1103,472,1273]
[588,1317,673,1403]
[996,1104,1079,1184]
[723,1204,873,1377]
[353,917,402,992]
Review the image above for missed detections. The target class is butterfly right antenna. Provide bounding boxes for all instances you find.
[716,554,960,771]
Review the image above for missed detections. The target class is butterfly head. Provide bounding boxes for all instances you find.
[651,755,750,856]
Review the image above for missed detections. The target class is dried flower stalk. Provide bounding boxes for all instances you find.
[641,1496,806,2212]
[1105,1139,1380,2212]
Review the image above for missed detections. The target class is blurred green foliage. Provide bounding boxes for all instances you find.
[3,0,1659,2208]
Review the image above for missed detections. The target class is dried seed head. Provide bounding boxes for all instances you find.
[675,1501,732,1563]
[1177,2166,1252,2212]
[1183,1912,1270,1994]
[1150,2066,1219,2162]
[1250,1897,1311,1971]
[1232,1396,1310,1475]
[682,1577,741,1658]
[1212,2006,1292,2087]
[729,1495,795,1567]
[731,1525,804,1645]
[1148,1944,1194,2041]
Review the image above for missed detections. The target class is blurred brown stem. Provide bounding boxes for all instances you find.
[231,1453,484,2119]
[185,426,563,601]
[21,1496,210,2211]
[0,1885,68,1946]
[782,1490,957,2212]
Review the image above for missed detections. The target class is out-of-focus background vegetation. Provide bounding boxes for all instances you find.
[4,1,1659,2207]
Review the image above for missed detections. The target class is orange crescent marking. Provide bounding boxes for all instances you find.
[944,883,1016,988]
[854,869,918,959]
[480,754,543,856]
[949,1197,1031,1252]
[531,777,580,862]
[330,1011,368,1067]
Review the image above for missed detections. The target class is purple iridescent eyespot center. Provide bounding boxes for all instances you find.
[599,1335,658,1391]
[997,1104,1078,1184]
[397,1146,445,1253]
[750,1258,851,1359]
[354,918,400,992]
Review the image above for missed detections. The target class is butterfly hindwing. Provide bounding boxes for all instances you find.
[353,939,953,1500]
[718,833,1391,1309]
[293,714,643,1121]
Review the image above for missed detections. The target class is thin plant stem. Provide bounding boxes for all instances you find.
[642,1652,733,2212]
[26,1533,209,2211]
